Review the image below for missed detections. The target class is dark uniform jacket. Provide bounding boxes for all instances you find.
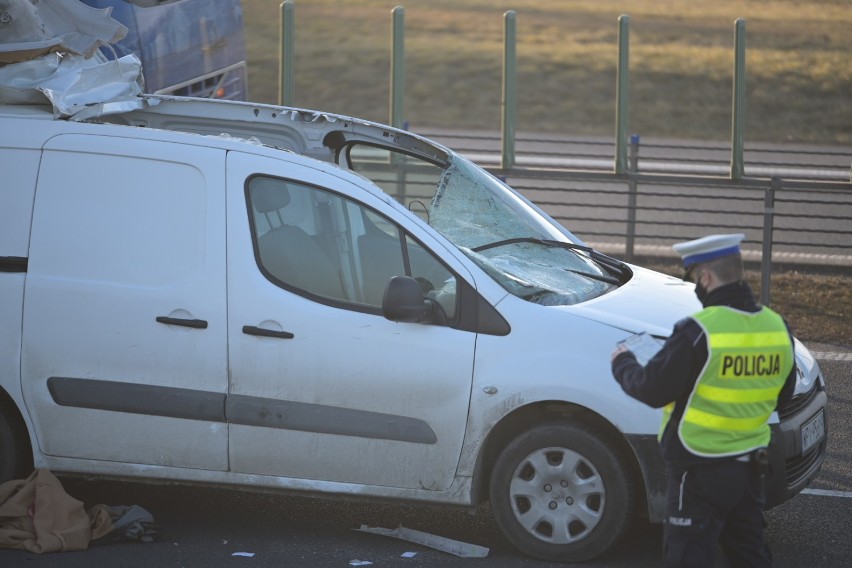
[611,280,797,467]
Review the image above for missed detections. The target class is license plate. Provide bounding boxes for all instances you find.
[801,410,825,454]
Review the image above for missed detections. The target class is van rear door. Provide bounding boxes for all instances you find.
[22,135,229,471]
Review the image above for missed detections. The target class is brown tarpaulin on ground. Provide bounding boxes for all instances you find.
[0,469,113,553]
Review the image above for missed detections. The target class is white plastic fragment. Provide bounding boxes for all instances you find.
[231,552,255,557]
[355,524,489,558]
[401,551,417,558]
[349,561,373,566]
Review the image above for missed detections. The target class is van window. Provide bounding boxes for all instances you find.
[344,144,617,306]
[246,176,457,319]
[346,145,443,224]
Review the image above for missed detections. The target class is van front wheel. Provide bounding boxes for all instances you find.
[489,420,633,562]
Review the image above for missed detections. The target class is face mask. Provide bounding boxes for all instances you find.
[687,266,708,304]
[695,281,709,304]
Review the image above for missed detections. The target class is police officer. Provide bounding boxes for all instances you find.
[611,234,796,568]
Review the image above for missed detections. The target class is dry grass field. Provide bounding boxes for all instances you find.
[242,0,851,145]
[643,260,850,347]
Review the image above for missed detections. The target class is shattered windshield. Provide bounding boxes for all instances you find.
[430,157,613,305]
[346,146,615,306]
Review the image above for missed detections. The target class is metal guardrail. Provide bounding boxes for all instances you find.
[419,130,852,181]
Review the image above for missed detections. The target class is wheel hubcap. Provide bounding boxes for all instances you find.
[507,447,605,544]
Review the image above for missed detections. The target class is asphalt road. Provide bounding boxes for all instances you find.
[1,348,848,568]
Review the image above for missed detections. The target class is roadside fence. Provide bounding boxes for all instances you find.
[273,2,852,304]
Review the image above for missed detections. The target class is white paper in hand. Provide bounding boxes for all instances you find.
[618,332,664,366]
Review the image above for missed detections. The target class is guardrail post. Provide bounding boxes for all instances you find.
[278,1,295,106]
[390,6,405,129]
[614,14,630,174]
[501,10,517,170]
[730,18,746,180]
[760,177,779,306]
[625,134,640,260]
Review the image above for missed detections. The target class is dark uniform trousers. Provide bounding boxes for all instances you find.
[664,459,772,568]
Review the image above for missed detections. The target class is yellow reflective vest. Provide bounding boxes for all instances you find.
[660,306,794,458]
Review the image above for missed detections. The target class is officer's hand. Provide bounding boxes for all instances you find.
[611,343,630,363]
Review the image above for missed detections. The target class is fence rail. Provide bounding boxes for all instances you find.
[419,130,851,181]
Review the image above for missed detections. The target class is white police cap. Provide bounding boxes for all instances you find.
[672,233,745,267]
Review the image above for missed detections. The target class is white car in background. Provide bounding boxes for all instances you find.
[0,94,827,562]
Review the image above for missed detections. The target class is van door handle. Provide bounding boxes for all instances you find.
[156,316,208,329]
[242,325,294,339]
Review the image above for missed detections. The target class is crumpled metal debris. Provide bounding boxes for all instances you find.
[90,504,161,545]
[355,524,489,558]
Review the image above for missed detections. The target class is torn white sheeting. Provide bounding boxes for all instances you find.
[0,0,127,63]
[349,561,373,566]
[0,51,143,116]
[355,524,489,558]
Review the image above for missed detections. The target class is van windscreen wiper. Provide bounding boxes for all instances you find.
[471,237,628,282]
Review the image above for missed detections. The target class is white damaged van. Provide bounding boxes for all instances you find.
[0,95,827,562]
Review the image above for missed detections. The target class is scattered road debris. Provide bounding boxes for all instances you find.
[0,469,158,553]
[355,524,489,558]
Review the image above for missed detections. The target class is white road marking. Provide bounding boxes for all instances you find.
[801,488,852,498]
[812,352,852,362]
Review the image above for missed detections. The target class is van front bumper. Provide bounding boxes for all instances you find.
[766,385,828,508]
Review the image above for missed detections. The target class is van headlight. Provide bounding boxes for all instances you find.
[793,338,822,396]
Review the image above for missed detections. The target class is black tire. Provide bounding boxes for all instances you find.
[489,420,634,562]
[0,402,33,484]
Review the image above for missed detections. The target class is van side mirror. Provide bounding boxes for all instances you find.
[382,276,446,325]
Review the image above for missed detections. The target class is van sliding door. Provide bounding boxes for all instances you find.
[22,135,229,473]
